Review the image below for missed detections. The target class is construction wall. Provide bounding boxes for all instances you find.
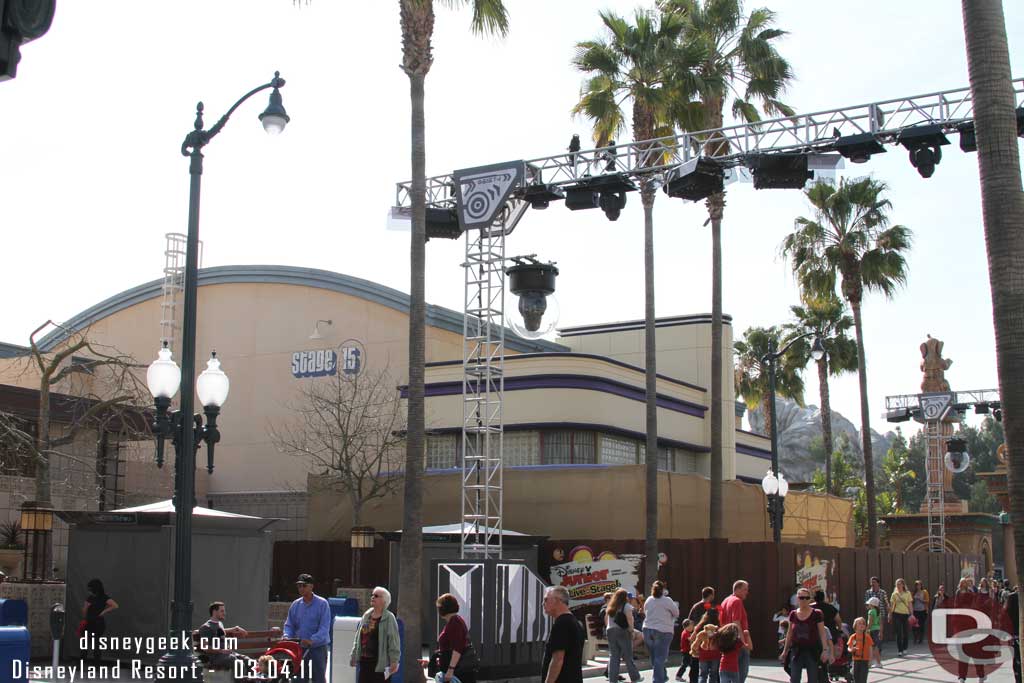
[306,466,854,546]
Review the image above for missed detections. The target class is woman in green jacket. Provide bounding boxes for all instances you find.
[350,586,401,683]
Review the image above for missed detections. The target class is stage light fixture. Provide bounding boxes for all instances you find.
[599,191,627,221]
[975,402,989,415]
[663,157,724,201]
[564,174,637,212]
[746,154,813,189]
[884,407,912,423]
[507,256,559,339]
[958,122,977,153]
[516,183,565,210]
[834,133,887,164]
[425,207,462,239]
[898,124,949,179]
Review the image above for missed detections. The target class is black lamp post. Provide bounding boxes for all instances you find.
[146,72,289,678]
[761,332,824,543]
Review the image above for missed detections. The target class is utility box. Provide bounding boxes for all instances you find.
[0,626,30,681]
[0,600,27,627]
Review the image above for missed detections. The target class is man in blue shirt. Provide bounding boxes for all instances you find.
[283,573,332,683]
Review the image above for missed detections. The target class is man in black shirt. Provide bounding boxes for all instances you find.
[196,601,251,670]
[543,586,585,683]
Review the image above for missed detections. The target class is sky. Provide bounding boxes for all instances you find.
[2,1,1022,438]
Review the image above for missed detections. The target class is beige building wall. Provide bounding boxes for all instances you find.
[557,315,738,480]
[307,466,853,545]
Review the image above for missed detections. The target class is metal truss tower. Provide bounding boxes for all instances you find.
[159,233,203,354]
[460,199,529,559]
[884,388,1000,552]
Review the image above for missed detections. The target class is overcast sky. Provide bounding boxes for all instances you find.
[3,1,1022,437]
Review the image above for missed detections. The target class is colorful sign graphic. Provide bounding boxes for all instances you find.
[548,546,642,608]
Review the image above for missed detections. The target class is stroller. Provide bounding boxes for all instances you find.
[259,639,306,682]
[824,625,854,683]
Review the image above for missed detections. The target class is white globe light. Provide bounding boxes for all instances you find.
[778,473,790,497]
[945,451,970,474]
[146,345,181,400]
[508,292,560,341]
[761,470,779,496]
[196,353,230,408]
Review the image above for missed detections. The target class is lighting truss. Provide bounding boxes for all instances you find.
[396,79,1024,211]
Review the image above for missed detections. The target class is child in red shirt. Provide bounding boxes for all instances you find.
[675,619,695,681]
[713,623,744,682]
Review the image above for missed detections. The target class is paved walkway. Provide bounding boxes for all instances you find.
[23,642,1018,682]
[589,642,1017,683]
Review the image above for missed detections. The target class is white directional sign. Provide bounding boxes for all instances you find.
[453,161,524,231]
[918,392,953,422]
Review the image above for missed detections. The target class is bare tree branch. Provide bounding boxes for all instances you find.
[268,366,406,527]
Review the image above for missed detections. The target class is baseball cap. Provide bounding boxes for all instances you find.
[296,573,315,585]
[866,597,879,607]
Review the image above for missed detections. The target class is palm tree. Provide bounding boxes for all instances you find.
[781,177,912,548]
[960,0,1024,634]
[398,2,507,678]
[572,7,690,585]
[660,0,794,539]
[784,296,858,495]
[734,326,805,440]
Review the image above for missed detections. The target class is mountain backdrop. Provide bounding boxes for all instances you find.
[746,396,896,483]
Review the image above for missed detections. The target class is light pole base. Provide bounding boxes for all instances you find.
[158,649,204,682]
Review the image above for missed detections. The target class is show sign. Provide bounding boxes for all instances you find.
[291,340,364,379]
[549,554,641,608]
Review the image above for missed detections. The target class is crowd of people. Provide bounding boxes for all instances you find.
[542,573,1022,683]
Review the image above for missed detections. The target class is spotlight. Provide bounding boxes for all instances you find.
[958,122,977,153]
[663,157,724,201]
[898,124,949,179]
[884,407,912,423]
[506,256,559,340]
[994,408,1003,422]
[516,183,565,210]
[974,402,990,415]
[565,188,600,211]
[599,191,627,221]
[564,174,637,212]
[746,154,813,189]
[600,141,618,173]
[425,207,462,240]
[834,133,886,164]
[945,436,970,474]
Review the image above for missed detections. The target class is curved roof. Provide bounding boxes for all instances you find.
[37,264,567,354]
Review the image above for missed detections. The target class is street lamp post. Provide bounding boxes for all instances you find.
[146,72,289,678]
[762,333,824,543]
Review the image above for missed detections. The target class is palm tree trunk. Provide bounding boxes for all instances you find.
[642,188,659,585]
[961,0,1024,618]
[400,66,427,683]
[817,356,833,495]
[850,299,877,547]
[761,394,773,440]
[708,197,724,539]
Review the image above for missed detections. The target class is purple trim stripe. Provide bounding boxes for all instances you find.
[736,443,772,460]
[428,421,710,453]
[408,373,707,417]
[425,352,706,392]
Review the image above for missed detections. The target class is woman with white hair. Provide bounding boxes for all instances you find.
[350,586,401,683]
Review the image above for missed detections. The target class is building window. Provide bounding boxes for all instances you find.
[0,417,36,477]
[503,431,540,466]
[676,450,698,473]
[639,445,682,472]
[426,434,458,470]
[541,430,596,465]
[599,434,637,465]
